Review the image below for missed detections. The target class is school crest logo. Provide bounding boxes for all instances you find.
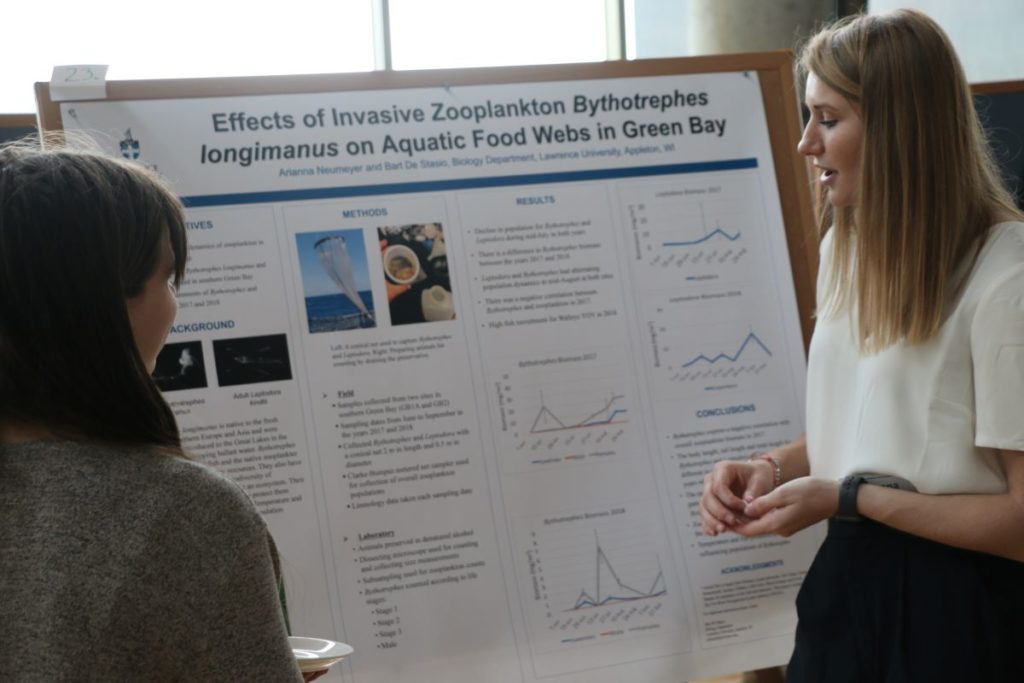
[119,129,140,159]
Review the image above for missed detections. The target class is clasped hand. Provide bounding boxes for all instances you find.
[699,460,838,538]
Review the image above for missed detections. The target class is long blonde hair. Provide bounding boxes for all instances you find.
[800,9,1022,352]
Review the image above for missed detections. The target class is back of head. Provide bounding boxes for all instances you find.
[0,141,187,448]
[799,9,1021,351]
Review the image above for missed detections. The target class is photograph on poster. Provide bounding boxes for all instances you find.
[153,340,207,392]
[295,228,376,333]
[212,333,293,387]
[378,223,455,325]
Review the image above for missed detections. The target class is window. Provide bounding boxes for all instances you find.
[0,1,375,113]
[388,0,608,70]
[0,0,616,114]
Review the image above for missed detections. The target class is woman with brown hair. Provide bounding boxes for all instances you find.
[0,144,305,680]
[700,9,1024,681]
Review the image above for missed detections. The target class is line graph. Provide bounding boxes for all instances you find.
[530,393,627,434]
[512,501,687,657]
[663,224,741,248]
[619,174,768,289]
[489,350,637,472]
[681,330,772,368]
[666,325,777,390]
[568,531,666,611]
[643,293,790,397]
[639,199,747,256]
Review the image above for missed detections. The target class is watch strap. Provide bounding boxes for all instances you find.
[862,474,917,492]
[836,474,867,522]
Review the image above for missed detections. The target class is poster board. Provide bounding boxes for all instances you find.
[37,53,821,682]
[973,79,1024,208]
[0,114,36,143]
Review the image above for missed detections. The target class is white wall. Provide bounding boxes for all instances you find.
[869,0,1024,83]
[629,0,833,58]
[627,0,691,58]
[631,0,1024,85]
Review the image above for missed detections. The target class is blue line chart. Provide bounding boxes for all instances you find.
[663,226,741,247]
[681,331,772,368]
[568,531,666,611]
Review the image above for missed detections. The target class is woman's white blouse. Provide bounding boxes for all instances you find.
[806,222,1024,494]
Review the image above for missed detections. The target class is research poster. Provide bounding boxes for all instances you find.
[61,69,822,682]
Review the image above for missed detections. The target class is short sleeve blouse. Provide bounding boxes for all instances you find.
[805,222,1024,494]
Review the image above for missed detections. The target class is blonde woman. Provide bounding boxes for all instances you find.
[700,10,1024,681]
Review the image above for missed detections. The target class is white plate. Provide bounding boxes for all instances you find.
[289,636,353,673]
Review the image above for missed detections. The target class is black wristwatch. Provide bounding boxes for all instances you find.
[836,473,918,522]
[835,474,868,522]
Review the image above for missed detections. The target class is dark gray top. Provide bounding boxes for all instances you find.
[0,440,303,682]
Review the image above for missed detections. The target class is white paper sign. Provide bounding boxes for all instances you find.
[49,65,108,102]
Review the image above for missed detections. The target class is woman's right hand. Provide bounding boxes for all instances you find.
[700,458,776,536]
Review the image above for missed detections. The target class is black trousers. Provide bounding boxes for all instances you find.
[787,518,1024,682]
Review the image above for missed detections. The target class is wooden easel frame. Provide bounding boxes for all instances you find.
[36,52,818,349]
[0,113,36,128]
[0,113,37,143]
[972,79,1024,95]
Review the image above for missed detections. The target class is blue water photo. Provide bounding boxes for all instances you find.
[295,228,376,334]
[305,291,375,333]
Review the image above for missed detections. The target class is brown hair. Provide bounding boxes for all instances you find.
[799,9,1022,352]
[0,141,187,448]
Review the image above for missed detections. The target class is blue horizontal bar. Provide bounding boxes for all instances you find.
[181,158,758,207]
